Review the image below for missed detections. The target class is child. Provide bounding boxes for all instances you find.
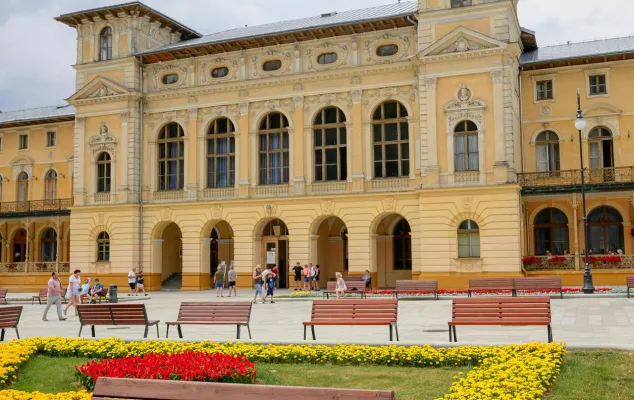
[335,272,347,299]
[263,268,276,304]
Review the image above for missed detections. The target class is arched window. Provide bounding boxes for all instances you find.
[393,219,412,270]
[97,152,112,193]
[41,228,57,262]
[314,107,347,182]
[259,112,290,185]
[458,220,480,258]
[535,131,560,173]
[588,206,624,254]
[262,219,288,236]
[44,170,57,202]
[17,172,28,204]
[588,127,614,170]
[454,120,479,172]
[534,208,569,255]
[97,232,110,262]
[207,118,235,188]
[100,27,113,61]
[158,123,185,191]
[372,101,409,178]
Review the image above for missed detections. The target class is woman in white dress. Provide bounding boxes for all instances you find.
[64,269,82,316]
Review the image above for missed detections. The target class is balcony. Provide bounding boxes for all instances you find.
[518,167,634,195]
[523,255,634,271]
[0,199,73,214]
[0,262,70,273]
[198,187,238,201]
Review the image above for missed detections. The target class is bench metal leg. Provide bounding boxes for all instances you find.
[15,327,19,340]
[560,289,563,300]
[311,325,316,340]
[177,324,183,339]
[156,324,159,338]
[392,324,399,342]
[452,326,457,342]
[389,325,393,342]
[467,290,471,298]
[166,324,170,338]
[78,325,83,337]
[512,289,517,297]
[91,325,96,338]
[246,324,252,339]
[547,325,553,343]
[448,325,452,342]
[143,325,149,339]
[237,324,241,340]
[303,325,307,340]
[628,287,630,299]
[1,329,4,342]
[325,292,330,299]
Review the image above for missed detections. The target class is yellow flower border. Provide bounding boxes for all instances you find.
[0,338,565,400]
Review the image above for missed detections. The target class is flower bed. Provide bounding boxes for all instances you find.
[76,351,256,390]
[0,337,566,400]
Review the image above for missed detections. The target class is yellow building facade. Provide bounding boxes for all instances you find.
[0,0,631,291]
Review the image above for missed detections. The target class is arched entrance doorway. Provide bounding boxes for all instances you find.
[258,218,289,288]
[311,216,348,287]
[373,214,412,288]
[155,222,183,290]
[40,228,57,262]
[204,220,234,280]
[12,229,27,262]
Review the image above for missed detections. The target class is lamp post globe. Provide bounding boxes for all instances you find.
[574,115,587,131]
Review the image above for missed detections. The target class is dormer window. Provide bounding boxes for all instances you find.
[262,60,282,72]
[451,0,472,7]
[317,52,338,65]
[162,74,179,85]
[99,27,113,61]
[376,44,398,57]
[211,67,229,78]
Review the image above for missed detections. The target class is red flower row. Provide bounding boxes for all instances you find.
[366,287,612,295]
[75,351,256,391]
[582,255,622,264]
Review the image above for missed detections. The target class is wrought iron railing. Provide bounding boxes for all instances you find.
[518,167,634,188]
[523,255,634,271]
[0,199,73,213]
[0,262,71,273]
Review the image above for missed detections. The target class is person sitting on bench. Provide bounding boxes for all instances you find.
[91,279,105,303]
[335,272,347,299]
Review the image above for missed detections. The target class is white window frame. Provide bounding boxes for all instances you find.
[532,74,556,103]
[45,130,57,148]
[584,68,610,98]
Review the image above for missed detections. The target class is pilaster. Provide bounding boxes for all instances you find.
[423,77,439,186]
[491,69,509,183]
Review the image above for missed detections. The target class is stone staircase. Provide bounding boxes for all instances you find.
[161,272,182,291]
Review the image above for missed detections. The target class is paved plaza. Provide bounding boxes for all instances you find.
[5,290,634,348]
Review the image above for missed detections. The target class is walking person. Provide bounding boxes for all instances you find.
[136,271,148,296]
[42,272,66,321]
[64,269,81,316]
[271,265,279,289]
[253,265,264,304]
[302,264,311,290]
[263,267,276,304]
[313,265,321,291]
[309,263,316,290]
[292,262,303,291]
[335,272,347,299]
[214,266,225,297]
[227,265,238,297]
[127,268,137,296]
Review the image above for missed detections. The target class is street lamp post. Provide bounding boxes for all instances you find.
[574,88,595,294]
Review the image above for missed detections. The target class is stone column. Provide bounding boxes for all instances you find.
[55,216,61,271]
[491,69,509,183]
[187,108,198,200]
[151,239,163,279]
[350,89,364,191]
[74,117,86,205]
[423,77,440,186]
[238,103,250,198]
[120,112,129,193]
[292,96,305,195]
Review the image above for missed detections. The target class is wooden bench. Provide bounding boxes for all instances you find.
[468,278,515,297]
[448,297,552,343]
[76,304,159,338]
[32,288,67,305]
[0,306,22,341]
[514,277,563,299]
[0,288,7,305]
[92,377,395,400]
[81,287,109,304]
[393,280,439,300]
[166,302,252,339]
[303,299,399,341]
[323,281,367,299]
[627,276,634,298]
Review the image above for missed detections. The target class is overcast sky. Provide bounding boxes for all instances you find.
[0,0,630,111]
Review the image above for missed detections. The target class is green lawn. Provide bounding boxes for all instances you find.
[9,351,634,399]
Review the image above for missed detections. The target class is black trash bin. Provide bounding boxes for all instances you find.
[109,284,118,303]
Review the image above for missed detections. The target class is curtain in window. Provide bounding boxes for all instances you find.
[217,138,228,187]
[536,144,548,172]
[455,136,466,171]
[467,134,479,171]
[589,142,600,169]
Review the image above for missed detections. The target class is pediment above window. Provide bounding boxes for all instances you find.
[68,76,132,105]
[88,121,118,158]
[444,84,487,112]
[419,27,506,60]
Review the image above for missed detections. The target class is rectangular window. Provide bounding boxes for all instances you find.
[536,80,553,100]
[451,0,472,7]
[589,74,607,95]
[18,134,28,150]
[46,131,56,147]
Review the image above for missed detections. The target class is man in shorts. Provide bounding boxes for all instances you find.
[292,262,303,291]
[302,264,311,290]
[263,267,276,304]
[214,266,225,297]
[227,265,237,297]
[127,268,137,296]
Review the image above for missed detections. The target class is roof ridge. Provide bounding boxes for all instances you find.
[540,34,634,49]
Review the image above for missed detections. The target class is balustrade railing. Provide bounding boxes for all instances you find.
[370,178,410,192]
[309,181,349,194]
[518,167,634,188]
[0,262,27,273]
[523,255,634,271]
[198,187,238,200]
[0,262,71,273]
[454,171,480,185]
[152,190,186,202]
[0,199,73,213]
[255,184,291,197]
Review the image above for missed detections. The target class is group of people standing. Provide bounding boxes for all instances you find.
[214,264,238,297]
[291,262,321,291]
[127,268,148,296]
[42,269,108,321]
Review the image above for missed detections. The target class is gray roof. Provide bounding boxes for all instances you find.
[138,1,418,56]
[521,36,634,65]
[0,104,75,126]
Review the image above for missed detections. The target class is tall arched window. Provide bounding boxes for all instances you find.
[372,101,409,178]
[588,206,624,254]
[454,120,479,172]
[588,127,614,172]
[99,27,113,61]
[41,228,57,262]
[97,152,112,193]
[393,219,412,270]
[259,112,290,185]
[458,220,480,258]
[314,107,347,182]
[158,123,185,191]
[207,118,235,188]
[17,172,28,204]
[44,170,57,202]
[536,131,560,173]
[534,208,569,255]
[97,232,110,262]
